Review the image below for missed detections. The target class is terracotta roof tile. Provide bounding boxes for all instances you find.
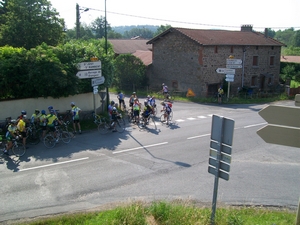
[132,50,152,66]
[108,39,152,54]
[148,27,286,46]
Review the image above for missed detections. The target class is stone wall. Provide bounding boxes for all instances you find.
[0,92,104,121]
[149,30,281,97]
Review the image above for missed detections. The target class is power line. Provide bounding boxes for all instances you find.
[81,6,300,30]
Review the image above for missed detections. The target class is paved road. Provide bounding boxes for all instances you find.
[0,99,299,223]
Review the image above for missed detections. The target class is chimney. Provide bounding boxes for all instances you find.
[241,25,253,32]
[264,28,268,38]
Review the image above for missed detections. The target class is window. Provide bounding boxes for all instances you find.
[230,46,234,53]
[252,56,258,66]
[251,76,257,86]
[269,56,275,66]
[256,46,259,50]
[172,81,178,89]
[214,46,218,53]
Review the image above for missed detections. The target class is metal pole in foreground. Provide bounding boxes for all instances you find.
[104,0,109,111]
[296,197,300,225]
[210,117,224,225]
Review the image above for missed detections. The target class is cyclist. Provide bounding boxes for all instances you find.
[71,102,82,134]
[108,101,115,121]
[117,91,126,110]
[129,92,138,110]
[110,107,119,132]
[141,100,154,125]
[30,109,41,125]
[17,110,27,122]
[17,114,27,147]
[161,83,169,99]
[160,101,172,125]
[218,86,224,104]
[46,109,61,135]
[132,98,141,123]
[48,106,58,116]
[39,110,48,138]
[3,119,19,155]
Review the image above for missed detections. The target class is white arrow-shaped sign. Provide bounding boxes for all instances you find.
[77,61,101,70]
[76,70,102,79]
[91,77,105,86]
[226,59,242,64]
[216,68,235,74]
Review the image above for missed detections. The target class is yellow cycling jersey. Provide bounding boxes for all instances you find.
[46,114,58,126]
[17,119,26,132]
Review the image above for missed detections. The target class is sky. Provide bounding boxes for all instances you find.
[49,0,300,32]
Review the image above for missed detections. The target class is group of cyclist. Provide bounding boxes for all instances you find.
[2,102,81,156]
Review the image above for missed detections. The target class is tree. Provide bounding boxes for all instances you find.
[274,28,295,46]
[123,27,154,39]
[153,24,171,37]
[114,54,147,91]
[0,0,65,49]
[90,16,112,39]
[291,30,300,47]
[265,28,276,38]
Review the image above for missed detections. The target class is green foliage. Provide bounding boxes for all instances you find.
[153,24,172,37]
[0,39,115,99]
[282,46,300,56]
[0,0,65,49]
[123,27,154,39]
[113,54,147,91]
[275,28,295,46]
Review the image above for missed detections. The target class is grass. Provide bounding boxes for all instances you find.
[15,201,296,225]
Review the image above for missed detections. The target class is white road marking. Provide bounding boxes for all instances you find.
[187,134,210,140]
[197,116,206,119]
[187,117,196,120]
[19,157,89,172]
[113,142,168,154]
[175,119,185,122]
[244,123,267,128]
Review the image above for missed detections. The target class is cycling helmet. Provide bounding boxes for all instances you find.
[35,109,40,113]
[41,110,46,114]
[111,101,115,105]
[144,100,148,106]
[162,83,165,86]
[48,106,53,110]
[21,110,27,115]
[147,95,151,98]
[112,107,117,112]
[132,92,136,95]
[70,102,75,106]
[160,101,165,106]
[10,119,17,124]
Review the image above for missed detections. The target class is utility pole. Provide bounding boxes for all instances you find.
[76,3,80,39]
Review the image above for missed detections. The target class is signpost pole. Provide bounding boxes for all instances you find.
[210,116,224,225]
[227,82,230,101]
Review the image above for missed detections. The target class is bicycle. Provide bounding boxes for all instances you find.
[98,114,126,134]
[26,123,42,145]
[0,135,26,157]
[58,110,75,134]
[160,110,173,126]
[43,125,71,148]
[138,114,156,129]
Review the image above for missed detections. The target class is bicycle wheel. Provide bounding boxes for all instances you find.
[27,129,41,145]
[160,114,167,123]
[12,141,26,157]
[169,111,173,121]
[116,118,125,133]
[61,131,71,143]
[43,134,56,148]
[153,106,157,117]
[98,123,110,134]
[127,110,133,123]
[138,117,146,129]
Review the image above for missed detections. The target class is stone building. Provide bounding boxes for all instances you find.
[146,25,286,97]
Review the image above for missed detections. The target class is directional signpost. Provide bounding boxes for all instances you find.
[226,59,242,69]
[208,115,235,225]
[257,105,300,148]
[91,77,105,86]
[77,61,101,70]
[76,70,101,79]
[216,68,235,74]
[225,74,234,82]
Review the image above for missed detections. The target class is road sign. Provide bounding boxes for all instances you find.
[216,68,235,74]
[257,105,300,148]
[257,125,300,148]
[77,61,101,70]
[76,70,101,79]
[226,59,242,64]
[210,140,232,155]
[295,94,300,107]
[258,105,300,127]
[209,157,230,172]
[93,86,98,94]
[208,166,229,181]
[226,64,242,69]
[211,115,234,146]
[91,77,105,86]
[209,149,231,164]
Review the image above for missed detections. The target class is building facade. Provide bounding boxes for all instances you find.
[147,26,285,97]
